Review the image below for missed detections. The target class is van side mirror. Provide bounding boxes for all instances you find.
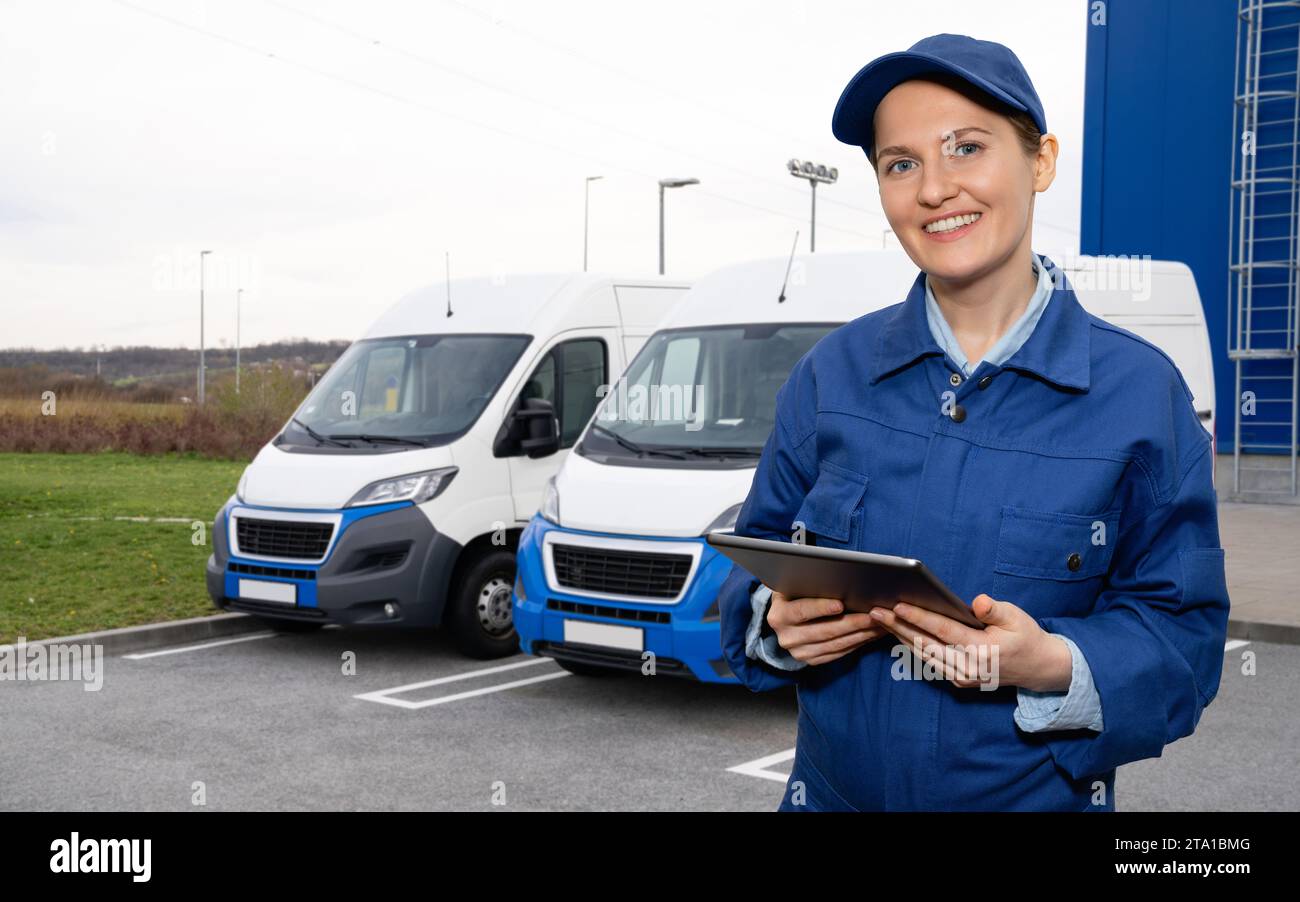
[493,397,561,458]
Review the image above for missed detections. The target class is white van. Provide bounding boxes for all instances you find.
[205,271,689,658]
[511,251,1217,682]
[511,250,920,679]
[1063,256,1218,469]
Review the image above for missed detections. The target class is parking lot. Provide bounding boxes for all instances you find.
[2,623,1296,811]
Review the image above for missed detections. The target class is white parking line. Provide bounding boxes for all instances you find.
[365,671,572,709]
[122,632,278,659]
[1224,639,1251,652]
[354,656,570,709]
[727,748,796,783]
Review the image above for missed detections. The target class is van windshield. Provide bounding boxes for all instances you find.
[282,333,531,450]
[578,322,838,465]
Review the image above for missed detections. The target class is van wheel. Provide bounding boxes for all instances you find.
[446,549,519,659]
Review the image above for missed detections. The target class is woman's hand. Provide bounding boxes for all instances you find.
[766,589,891,666]
[868,594,1073,692]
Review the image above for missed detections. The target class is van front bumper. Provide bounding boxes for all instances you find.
[512,516,738,683]
[205,499,461,627]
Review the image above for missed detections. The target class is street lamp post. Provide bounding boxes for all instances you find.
[787,159,838,252]
[658,177,699,275]
[199,250,212,404]
[584,176,603,272]
[235,287,243,395]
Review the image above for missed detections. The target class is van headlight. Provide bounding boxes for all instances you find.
[540,476,560,525]
[346,467,459,507]
[703,502,743,534]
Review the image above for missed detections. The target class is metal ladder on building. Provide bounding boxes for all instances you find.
[1230,0,1300,497]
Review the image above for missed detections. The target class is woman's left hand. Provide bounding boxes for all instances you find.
[869,595,1073,693]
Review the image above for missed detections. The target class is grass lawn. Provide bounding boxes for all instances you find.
[0,452,246,643]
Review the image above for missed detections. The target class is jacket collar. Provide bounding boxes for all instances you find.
[867,253,1091,392]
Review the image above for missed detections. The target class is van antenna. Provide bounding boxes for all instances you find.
[777,230,800,303]
[445,251,453,318]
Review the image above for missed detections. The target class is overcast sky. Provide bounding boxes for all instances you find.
[0,0,1087,350]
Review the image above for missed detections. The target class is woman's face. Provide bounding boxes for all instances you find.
[871,79,1055,283]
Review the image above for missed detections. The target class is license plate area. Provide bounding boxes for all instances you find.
[562,619,643,652]
[238,578,297,605]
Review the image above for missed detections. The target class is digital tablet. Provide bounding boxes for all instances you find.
[706,532,984,630]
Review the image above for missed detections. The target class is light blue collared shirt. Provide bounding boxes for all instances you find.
[925,250,1055,378]
[744,253,1104,733]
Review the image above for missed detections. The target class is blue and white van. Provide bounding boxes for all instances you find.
[511,251,920,680]
[511,252,1218,681]
[205,272,689,657]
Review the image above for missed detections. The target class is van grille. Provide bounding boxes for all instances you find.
[533,641,692,677]
[547,599,672,624]
[236,517,333,560]
[229,561,316,581]
[550,544,692,599]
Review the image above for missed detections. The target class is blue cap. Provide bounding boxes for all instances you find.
[831,33,1047,158]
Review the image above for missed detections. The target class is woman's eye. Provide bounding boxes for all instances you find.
[887,144,979,174]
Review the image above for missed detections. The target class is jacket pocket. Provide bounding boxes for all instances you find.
[793,461,869,547]
[1178,547,1228,611]
[993,505,1120,581]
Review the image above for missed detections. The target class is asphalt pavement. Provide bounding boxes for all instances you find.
[0,625,1292,811]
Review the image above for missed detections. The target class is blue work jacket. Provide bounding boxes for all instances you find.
[718,253,1231,811]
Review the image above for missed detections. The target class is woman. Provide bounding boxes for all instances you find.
[718,33,1230,812]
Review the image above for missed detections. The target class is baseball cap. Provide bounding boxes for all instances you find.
[831,33,1047,159]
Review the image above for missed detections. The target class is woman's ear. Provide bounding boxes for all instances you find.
[1032,133,1059,192]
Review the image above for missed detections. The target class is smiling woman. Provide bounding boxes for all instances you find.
[716,33,1230,813]
[870,72,1060,362]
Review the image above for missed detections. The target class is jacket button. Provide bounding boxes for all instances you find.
[1067,552,1082,571]
[949,371,963,386]
[977,375,993,389]
[949,404,966,423]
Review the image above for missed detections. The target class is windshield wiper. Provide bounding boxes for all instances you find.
[290,417,353,448]
[589,424,688,459]
[676,447,764,459]
[327,433,430,447]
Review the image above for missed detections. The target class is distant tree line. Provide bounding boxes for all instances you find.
[0,363,317,459]
[0,339,349,402]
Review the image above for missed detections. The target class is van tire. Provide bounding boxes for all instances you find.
[446,548,519,659]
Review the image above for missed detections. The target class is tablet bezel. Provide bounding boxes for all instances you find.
[706,531,984,630]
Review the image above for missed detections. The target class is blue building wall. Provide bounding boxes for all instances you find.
[1080,0,1240,450]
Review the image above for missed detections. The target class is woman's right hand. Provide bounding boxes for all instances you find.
[766,589,890,665]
